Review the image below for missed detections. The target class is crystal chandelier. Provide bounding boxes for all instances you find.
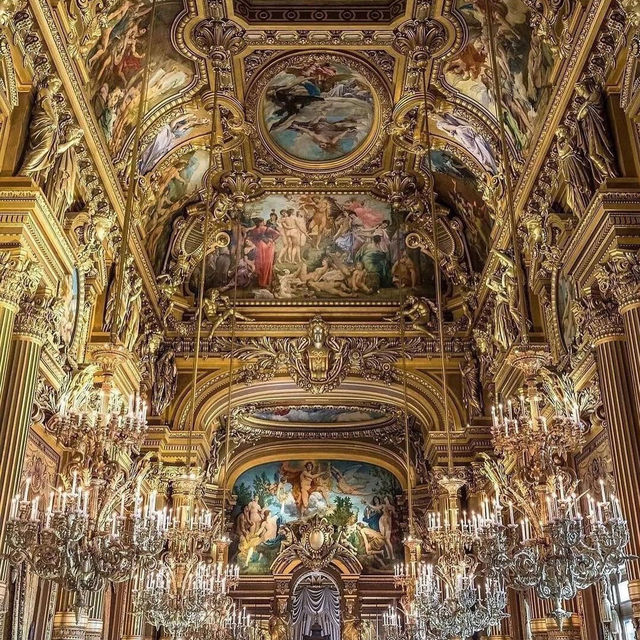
[48,387,148,454]
[490,370,585,482]
[134,473,239,640]
[412,479,508,639]
[477,460,630,628]
[186,597,252,640]
[5,466,164,612]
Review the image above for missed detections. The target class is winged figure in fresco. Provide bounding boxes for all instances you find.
[330,465,370,496]
[279,461,333,517]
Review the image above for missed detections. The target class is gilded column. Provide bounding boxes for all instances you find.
[0,252,40,399]
[598,250,640,418]
[579,292,640,623]
[0,297,50,576]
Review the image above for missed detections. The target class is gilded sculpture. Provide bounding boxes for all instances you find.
[268,599,289,640]
[202,288,254,339]
[485,249,520,351]
[20,76,84,183]
[152,346,177,416]
[387,296,437,337]
[555,124,593,214]
[575,79,617,183]
[459,350,483,417]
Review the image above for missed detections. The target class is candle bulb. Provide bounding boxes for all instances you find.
[23,477,31,502]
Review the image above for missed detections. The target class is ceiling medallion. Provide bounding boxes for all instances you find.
[247,51,391,175]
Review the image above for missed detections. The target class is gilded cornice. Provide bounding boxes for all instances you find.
[0,179,75,286]
[561,183,640,289]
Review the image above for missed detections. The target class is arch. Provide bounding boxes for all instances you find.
[172,369,464,440]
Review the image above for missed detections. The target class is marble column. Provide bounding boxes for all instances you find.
[580,291,640,624]
[52,590,88,640]
[0,298,49,577]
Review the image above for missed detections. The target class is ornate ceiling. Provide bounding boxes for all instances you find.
[68,0,565,322]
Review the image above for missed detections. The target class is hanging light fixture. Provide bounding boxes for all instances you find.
[134,9,249,636]
[471,0,634,629]
[4,0,166,612]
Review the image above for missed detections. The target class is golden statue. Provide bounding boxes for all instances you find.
[268,600,289,640]
[387,296,437,337]
[20,76,84,183]
[306,318,330,381]
[485,249,520,351]
[203,289,254,339]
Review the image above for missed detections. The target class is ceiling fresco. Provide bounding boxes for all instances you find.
[89,0,201,159]
[250,405,387,424]
[70,0,566,321]
[261,58,375,163]
[441,0,554,151]
[186,193,436,300]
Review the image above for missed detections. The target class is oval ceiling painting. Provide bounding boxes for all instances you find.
[260,55,376,165]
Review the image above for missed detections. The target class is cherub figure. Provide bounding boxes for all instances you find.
[386,296,437,337]
[202,289,254,339]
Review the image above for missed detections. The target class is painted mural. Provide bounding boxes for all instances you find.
[231,460,403,574]
[144,148,210,272]
[428,149,493,270]
[188,193,434,300]
[139,102,210,175]
[88,0,197,156]
[433,112,498,174]
[262,60,374,163]
[252,406,386,423]
[443,0,553,150]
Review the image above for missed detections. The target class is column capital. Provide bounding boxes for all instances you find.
[576,292,625,344]
[13,296,55,344]
[0,252,41,310]
[597,249,640,310]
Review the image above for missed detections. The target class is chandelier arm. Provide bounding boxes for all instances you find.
[109,0,158,345]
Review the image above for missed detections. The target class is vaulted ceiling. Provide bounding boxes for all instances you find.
[79,0,560,321]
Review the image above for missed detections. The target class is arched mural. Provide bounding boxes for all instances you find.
[230,459,404,575]
[88,0,199,157]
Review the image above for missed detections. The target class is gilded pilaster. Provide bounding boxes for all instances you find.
[597,250,640,417]
[579,292,640,621]
[0,298,49,576]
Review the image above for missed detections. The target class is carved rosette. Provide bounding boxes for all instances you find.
[597,251,640,311]
[0,253,42,310]
[577,293,625,344]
